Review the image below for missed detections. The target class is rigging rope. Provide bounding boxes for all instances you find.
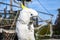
[37,0,51,14]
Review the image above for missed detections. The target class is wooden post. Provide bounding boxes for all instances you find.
[36,17,38,27]
[4,8,6,18]
[10,0,13,13]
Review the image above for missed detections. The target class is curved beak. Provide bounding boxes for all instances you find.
[30,16,38,21]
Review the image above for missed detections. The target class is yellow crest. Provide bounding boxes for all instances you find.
[21,3,28,9]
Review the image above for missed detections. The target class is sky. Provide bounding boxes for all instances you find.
[0,0,60,24]
[28,0,60,24]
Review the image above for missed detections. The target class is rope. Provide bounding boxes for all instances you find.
[37,0,51,14]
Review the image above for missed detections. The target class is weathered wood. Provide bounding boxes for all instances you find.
[0,2,20,8]
[11,10,20,28]
[4,8,7,18]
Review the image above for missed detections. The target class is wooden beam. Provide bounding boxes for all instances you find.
[3,19,14,20]
[0,24,11,28]
[0,2,20,8]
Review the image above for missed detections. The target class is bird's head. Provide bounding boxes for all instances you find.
[29,9,38,21]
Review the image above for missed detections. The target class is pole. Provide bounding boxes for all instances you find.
[21,0,25,6]
[36,17,38,27]
[10,0,13,13]
[4,8,6,18]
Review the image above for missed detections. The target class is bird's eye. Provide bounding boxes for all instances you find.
[31,14,33,16]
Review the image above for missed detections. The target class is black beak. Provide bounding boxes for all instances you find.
[30,16,38,21]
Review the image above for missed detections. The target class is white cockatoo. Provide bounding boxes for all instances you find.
[16,3,38,40]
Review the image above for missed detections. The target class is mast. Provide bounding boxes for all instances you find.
[10,0,13,13]
[54,9,60,35]
[4,8,6,18]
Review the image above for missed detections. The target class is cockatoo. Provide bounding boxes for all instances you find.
[16,3,38,40]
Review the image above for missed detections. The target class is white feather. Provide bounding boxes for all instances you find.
[16,8,38,40]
